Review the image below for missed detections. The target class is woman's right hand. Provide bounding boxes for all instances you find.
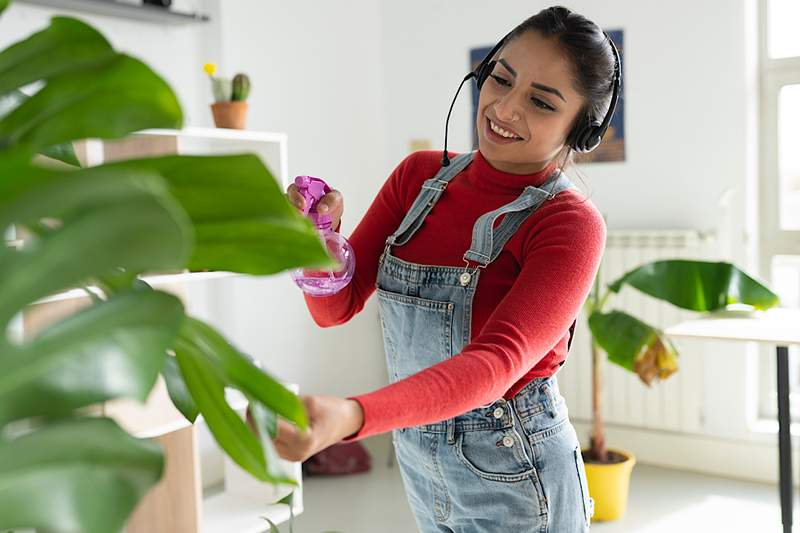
[286,183,344,231]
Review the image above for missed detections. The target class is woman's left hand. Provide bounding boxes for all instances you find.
[271,395,364,462]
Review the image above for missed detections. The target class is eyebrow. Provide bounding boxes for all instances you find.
[497,58,566,102]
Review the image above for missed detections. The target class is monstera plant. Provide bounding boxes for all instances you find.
[0,3,337,533]
[581,220,779,521]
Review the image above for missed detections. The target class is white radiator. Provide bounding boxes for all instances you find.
[558,230,718,434]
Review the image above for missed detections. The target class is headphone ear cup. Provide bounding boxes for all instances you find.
[475,60,495,91]
[571,119,603,153]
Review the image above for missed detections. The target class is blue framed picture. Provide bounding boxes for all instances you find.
[470,29,625,163]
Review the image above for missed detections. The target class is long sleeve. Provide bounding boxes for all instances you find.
[301,154,415,327]
[341,195,607,442]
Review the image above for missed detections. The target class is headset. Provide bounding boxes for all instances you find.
[441,28,622,167]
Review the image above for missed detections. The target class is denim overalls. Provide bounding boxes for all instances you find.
[376,151,595,532]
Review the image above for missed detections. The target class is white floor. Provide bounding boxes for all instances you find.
[288,434,794,533]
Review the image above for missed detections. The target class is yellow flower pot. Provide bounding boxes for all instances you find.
[582,448,636,522]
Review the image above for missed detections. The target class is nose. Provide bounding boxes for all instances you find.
[493,92,523,124]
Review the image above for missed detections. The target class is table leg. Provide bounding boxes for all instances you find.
[777,345,793,533]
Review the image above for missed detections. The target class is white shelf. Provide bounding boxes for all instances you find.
[32,270,241,305]
[18,0,210,24]
[137,128,288,144]
[203,487,302,533]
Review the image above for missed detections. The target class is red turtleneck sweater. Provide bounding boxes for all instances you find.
[302,149,606,442]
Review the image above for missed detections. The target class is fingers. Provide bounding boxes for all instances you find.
[286,183,305,210]
[286,185,344,229]
[316,190,343,215]
[272,418,312,462]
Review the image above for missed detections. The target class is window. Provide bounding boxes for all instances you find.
[759,0,800,422]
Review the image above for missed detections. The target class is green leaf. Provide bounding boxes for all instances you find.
[0,165,191,327]
[261,517,281,533]
[588,310,679,385]
[0,290,183,426]
[182,317,308,430]
[246,395,295,485]
[0,53,182,152]
[162,354,199,422]
[0,0,9,15]
[0,89,80,166]
[278,491,295,533]
[39,141,80,167]
[607,259,780,312]
[101,154,336,274]
[174,334,297,485]
[0,417,163,533]
[0,16,113,97]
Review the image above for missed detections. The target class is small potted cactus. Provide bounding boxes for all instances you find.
[204,62,251,129]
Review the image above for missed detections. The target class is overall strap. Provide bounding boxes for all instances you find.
[384,151,475,250]
[462,170,575,269]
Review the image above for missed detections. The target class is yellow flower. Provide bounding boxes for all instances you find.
[203,63,217,76]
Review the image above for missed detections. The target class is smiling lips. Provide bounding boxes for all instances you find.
[486,117,525,142]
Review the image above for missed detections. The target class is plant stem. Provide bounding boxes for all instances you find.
[589,251,609,463]
[590,337,608,463]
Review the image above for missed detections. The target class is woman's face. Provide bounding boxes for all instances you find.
[476,30,586,175]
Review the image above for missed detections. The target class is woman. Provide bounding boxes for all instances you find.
[277,6,616,531]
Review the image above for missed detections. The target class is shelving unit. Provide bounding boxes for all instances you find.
[17,0,211,25]
[17,127,301,533]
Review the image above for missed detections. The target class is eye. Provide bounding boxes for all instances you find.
[532,98,555,112]
[490,75,555,112]
[490,74,510,87]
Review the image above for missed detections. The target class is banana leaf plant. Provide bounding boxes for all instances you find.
[0,4,338,533]
[583,225,780,463]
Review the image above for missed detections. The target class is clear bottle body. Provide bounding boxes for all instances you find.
[290,228,355,296]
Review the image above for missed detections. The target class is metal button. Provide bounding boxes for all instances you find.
[502,436,514,448]
[493,407,504,419]
[459,272,471,286]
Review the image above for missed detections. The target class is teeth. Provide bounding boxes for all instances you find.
[489,119,522,140]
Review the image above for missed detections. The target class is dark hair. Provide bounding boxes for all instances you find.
[500,6,618,193]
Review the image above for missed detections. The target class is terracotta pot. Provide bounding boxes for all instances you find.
[210,101,248,129]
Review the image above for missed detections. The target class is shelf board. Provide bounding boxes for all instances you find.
[136,127,288,144]
[32,270,241,305]
[17,0,210,25]
[202,485,303,533]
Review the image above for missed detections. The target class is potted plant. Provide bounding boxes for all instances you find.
[204,62,251,129]
[582,221,780,521]
[0,4,337,532]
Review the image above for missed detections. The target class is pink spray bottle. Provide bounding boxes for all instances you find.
[289,176,355,296]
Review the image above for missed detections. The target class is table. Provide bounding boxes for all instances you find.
[664,307,800,533]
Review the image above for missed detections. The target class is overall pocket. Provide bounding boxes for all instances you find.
[376,288,454,382]
[454,428,537,483]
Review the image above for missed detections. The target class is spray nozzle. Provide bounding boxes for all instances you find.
[294,175,333,228]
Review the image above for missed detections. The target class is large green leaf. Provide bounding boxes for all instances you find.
[607,259,779,311]
[162,354,199,423]
[0,417,163,533]
[0,52,181,152]
[101,154,336,274]
[0,167,191,327]
[0,290,183,426]
[0,16,113,97]
[174,334,298,486]
[181,317,308,430]
[588,310,679,385]
[0,0,9,15]
[246,393,295,485]
[0,89,80,166]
